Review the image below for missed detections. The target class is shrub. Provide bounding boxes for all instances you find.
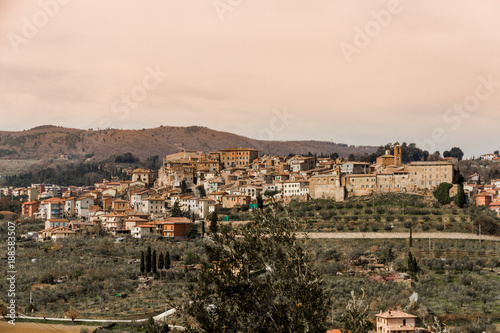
[39,272,55,284]
[433,182,453,205]
[364,208,373,215]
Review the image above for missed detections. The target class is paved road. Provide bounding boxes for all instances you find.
[18,308,184,330]
[301,232,500,241]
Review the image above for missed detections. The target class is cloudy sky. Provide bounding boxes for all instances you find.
[1,0,499,157]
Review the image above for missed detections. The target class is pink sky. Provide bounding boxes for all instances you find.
[1,0,499,157]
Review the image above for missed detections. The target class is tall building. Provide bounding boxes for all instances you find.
[220,148,259,168]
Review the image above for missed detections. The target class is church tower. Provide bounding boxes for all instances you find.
[394,145,402,166]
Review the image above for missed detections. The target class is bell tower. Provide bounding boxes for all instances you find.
[394,145,402,166]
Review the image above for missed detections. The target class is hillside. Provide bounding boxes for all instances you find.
[0,125,376,163]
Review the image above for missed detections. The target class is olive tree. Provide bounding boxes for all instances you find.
[185,208,328,332]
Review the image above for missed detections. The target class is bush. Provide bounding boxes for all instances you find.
[433,183,453,205]
[39,272,55,284]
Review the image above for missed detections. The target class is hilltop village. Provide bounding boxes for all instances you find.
[0,145,464,241]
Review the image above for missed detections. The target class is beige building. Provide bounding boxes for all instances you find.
[309,168,345,202]
[132,168,154,186]
[220,148,259,168]
[345,174,377,196]
[407,161,453,191]
[375,310,416,333]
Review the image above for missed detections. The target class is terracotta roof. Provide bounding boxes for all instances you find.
[22,201,39,205]
[376,310,417,319]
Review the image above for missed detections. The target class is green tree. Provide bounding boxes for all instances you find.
[209,211,218,234]
[171,201,182,217]
[433,183,453,205]
[185,209,327,332]
[454,184,466,208]
[407,251,419,273]
[187,223,200,239]
[409,222,413,247]
[201,218,205,239]
[158,251,164,270]
[444,147,464,161]
[140,251,145,275]
[152,250,157,275]
[146,246,152,274]
[256,193,264,209]
[165,251,171,270]
[181,180,188,194]
[338,291,374,333]
[196,185,206,197]
[453,167,465,184]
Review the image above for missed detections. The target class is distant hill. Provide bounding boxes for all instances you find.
[0,125,376,164]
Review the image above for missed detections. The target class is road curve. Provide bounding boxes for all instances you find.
[18,308,184,330]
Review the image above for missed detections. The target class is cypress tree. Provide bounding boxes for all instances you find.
[140,251,145,274]
[171,201,181,217]
[146,246,152,273]
[256,193,264,209]
[409,223,413,248]
[152,250,157,275]
[454,184,466,208]
[210,211,218,234]
[165,251,171,270]
[158,251,164,270]
[201,219,205,239]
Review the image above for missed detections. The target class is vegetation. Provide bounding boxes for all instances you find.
[4,162,130,187]
[433,183,453,205]
[185,209,327,332]
[338,291,374,333]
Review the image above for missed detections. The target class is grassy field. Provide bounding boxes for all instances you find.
[1,193,499,331]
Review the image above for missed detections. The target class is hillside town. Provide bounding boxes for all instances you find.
[1,145,482,242]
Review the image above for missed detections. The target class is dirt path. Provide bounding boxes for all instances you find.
[0,321,98,333]
[302,232,500,241]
